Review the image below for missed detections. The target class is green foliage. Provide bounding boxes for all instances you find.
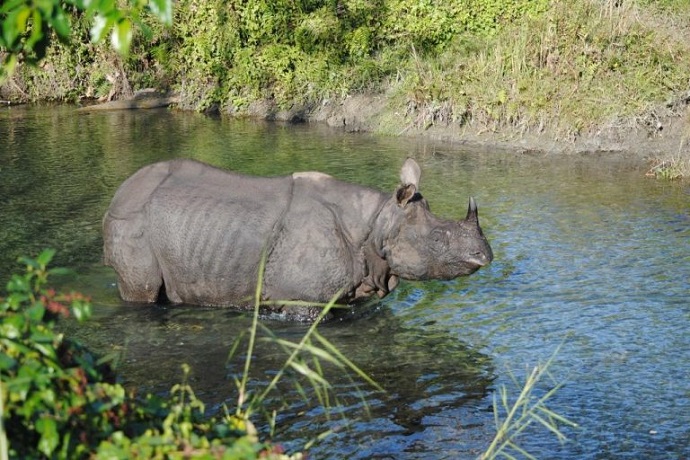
[1,249,104,458]
[153,0,547,111]
[2,0,549,109]
[0,250,299,459]
[4,0,690,145]
[0,0,173,82]
[380,0,547,51]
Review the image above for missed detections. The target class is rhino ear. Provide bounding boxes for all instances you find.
[396,158,421,206]
[399,158,421,188]
[396,183,417,206]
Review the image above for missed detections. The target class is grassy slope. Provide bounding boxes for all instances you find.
[402,1,690,133]
[386,0,690,177]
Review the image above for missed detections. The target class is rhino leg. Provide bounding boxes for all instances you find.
[104,213,163,303]
[116,271,162,302]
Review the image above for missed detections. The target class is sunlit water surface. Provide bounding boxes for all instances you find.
[1,106,689,458]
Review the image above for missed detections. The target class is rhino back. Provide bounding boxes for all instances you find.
[105,160,174,219]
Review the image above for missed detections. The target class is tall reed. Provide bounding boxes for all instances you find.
[231,253,383,443]
[481,345,578,460]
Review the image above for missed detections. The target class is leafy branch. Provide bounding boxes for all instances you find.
[0,0,172,81]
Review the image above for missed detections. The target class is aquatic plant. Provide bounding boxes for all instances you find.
[233,254,383,438]
[481,345,578,460]
[646,156,687,180]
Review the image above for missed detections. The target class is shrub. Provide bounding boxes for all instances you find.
[0,250,297,459]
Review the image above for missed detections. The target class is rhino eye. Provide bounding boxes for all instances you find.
[430,228,449,248]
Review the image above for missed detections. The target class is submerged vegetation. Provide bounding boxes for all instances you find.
[481,346,578,460]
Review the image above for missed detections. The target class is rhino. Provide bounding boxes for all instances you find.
[103,158,492,321]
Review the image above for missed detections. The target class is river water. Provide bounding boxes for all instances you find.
[1,105,689,458]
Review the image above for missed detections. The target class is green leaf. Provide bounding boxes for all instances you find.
[2,8,24,50]
[6,291,29,309]
[0,0,26,15]
[48,267,74,276]
[289,361,331,387]
[1,338,34,360]
[15,6,32,34]
[0,315,24,339]
[0,353,17,370]
[6,375,34,402]
[36,417,59,457]
[6,274,30,294]
[40,388,56,407]
[149,0,173,26]
[110,18,132,54]
[25,9,44,50]
[33,342,58,361]
[26,303,46,322]
[50,6,71,40]
[17,255,39,270]
[71,301,92,322]
[35,249,56,268]
[30,329,55,344]
[90,14,110,42]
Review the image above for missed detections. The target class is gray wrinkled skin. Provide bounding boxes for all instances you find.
[103,158,493,321]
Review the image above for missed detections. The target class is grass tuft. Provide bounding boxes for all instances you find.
[481,345,578,460]
[230,252,383,444]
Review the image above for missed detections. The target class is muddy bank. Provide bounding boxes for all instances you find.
[76,89,179,112]
[10,85,687,174]
[237,94,689,169]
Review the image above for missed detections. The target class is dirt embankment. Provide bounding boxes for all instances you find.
[12,84,686,173]
[238,93,690,171]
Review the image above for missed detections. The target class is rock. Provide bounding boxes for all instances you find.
[77,90,179,112]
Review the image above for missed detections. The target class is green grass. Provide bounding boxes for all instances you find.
[397,0,690,137]
[233,253,382,433]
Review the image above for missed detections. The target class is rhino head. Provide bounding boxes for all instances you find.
[377,158,493,282]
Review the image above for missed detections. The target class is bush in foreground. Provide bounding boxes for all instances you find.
[0,249,299,459]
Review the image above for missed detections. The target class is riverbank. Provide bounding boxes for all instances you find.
[5,87,688,179]
[2,0,689,178]
[236,91,690,178]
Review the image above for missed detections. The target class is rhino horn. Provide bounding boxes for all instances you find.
[466,196,479,223]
